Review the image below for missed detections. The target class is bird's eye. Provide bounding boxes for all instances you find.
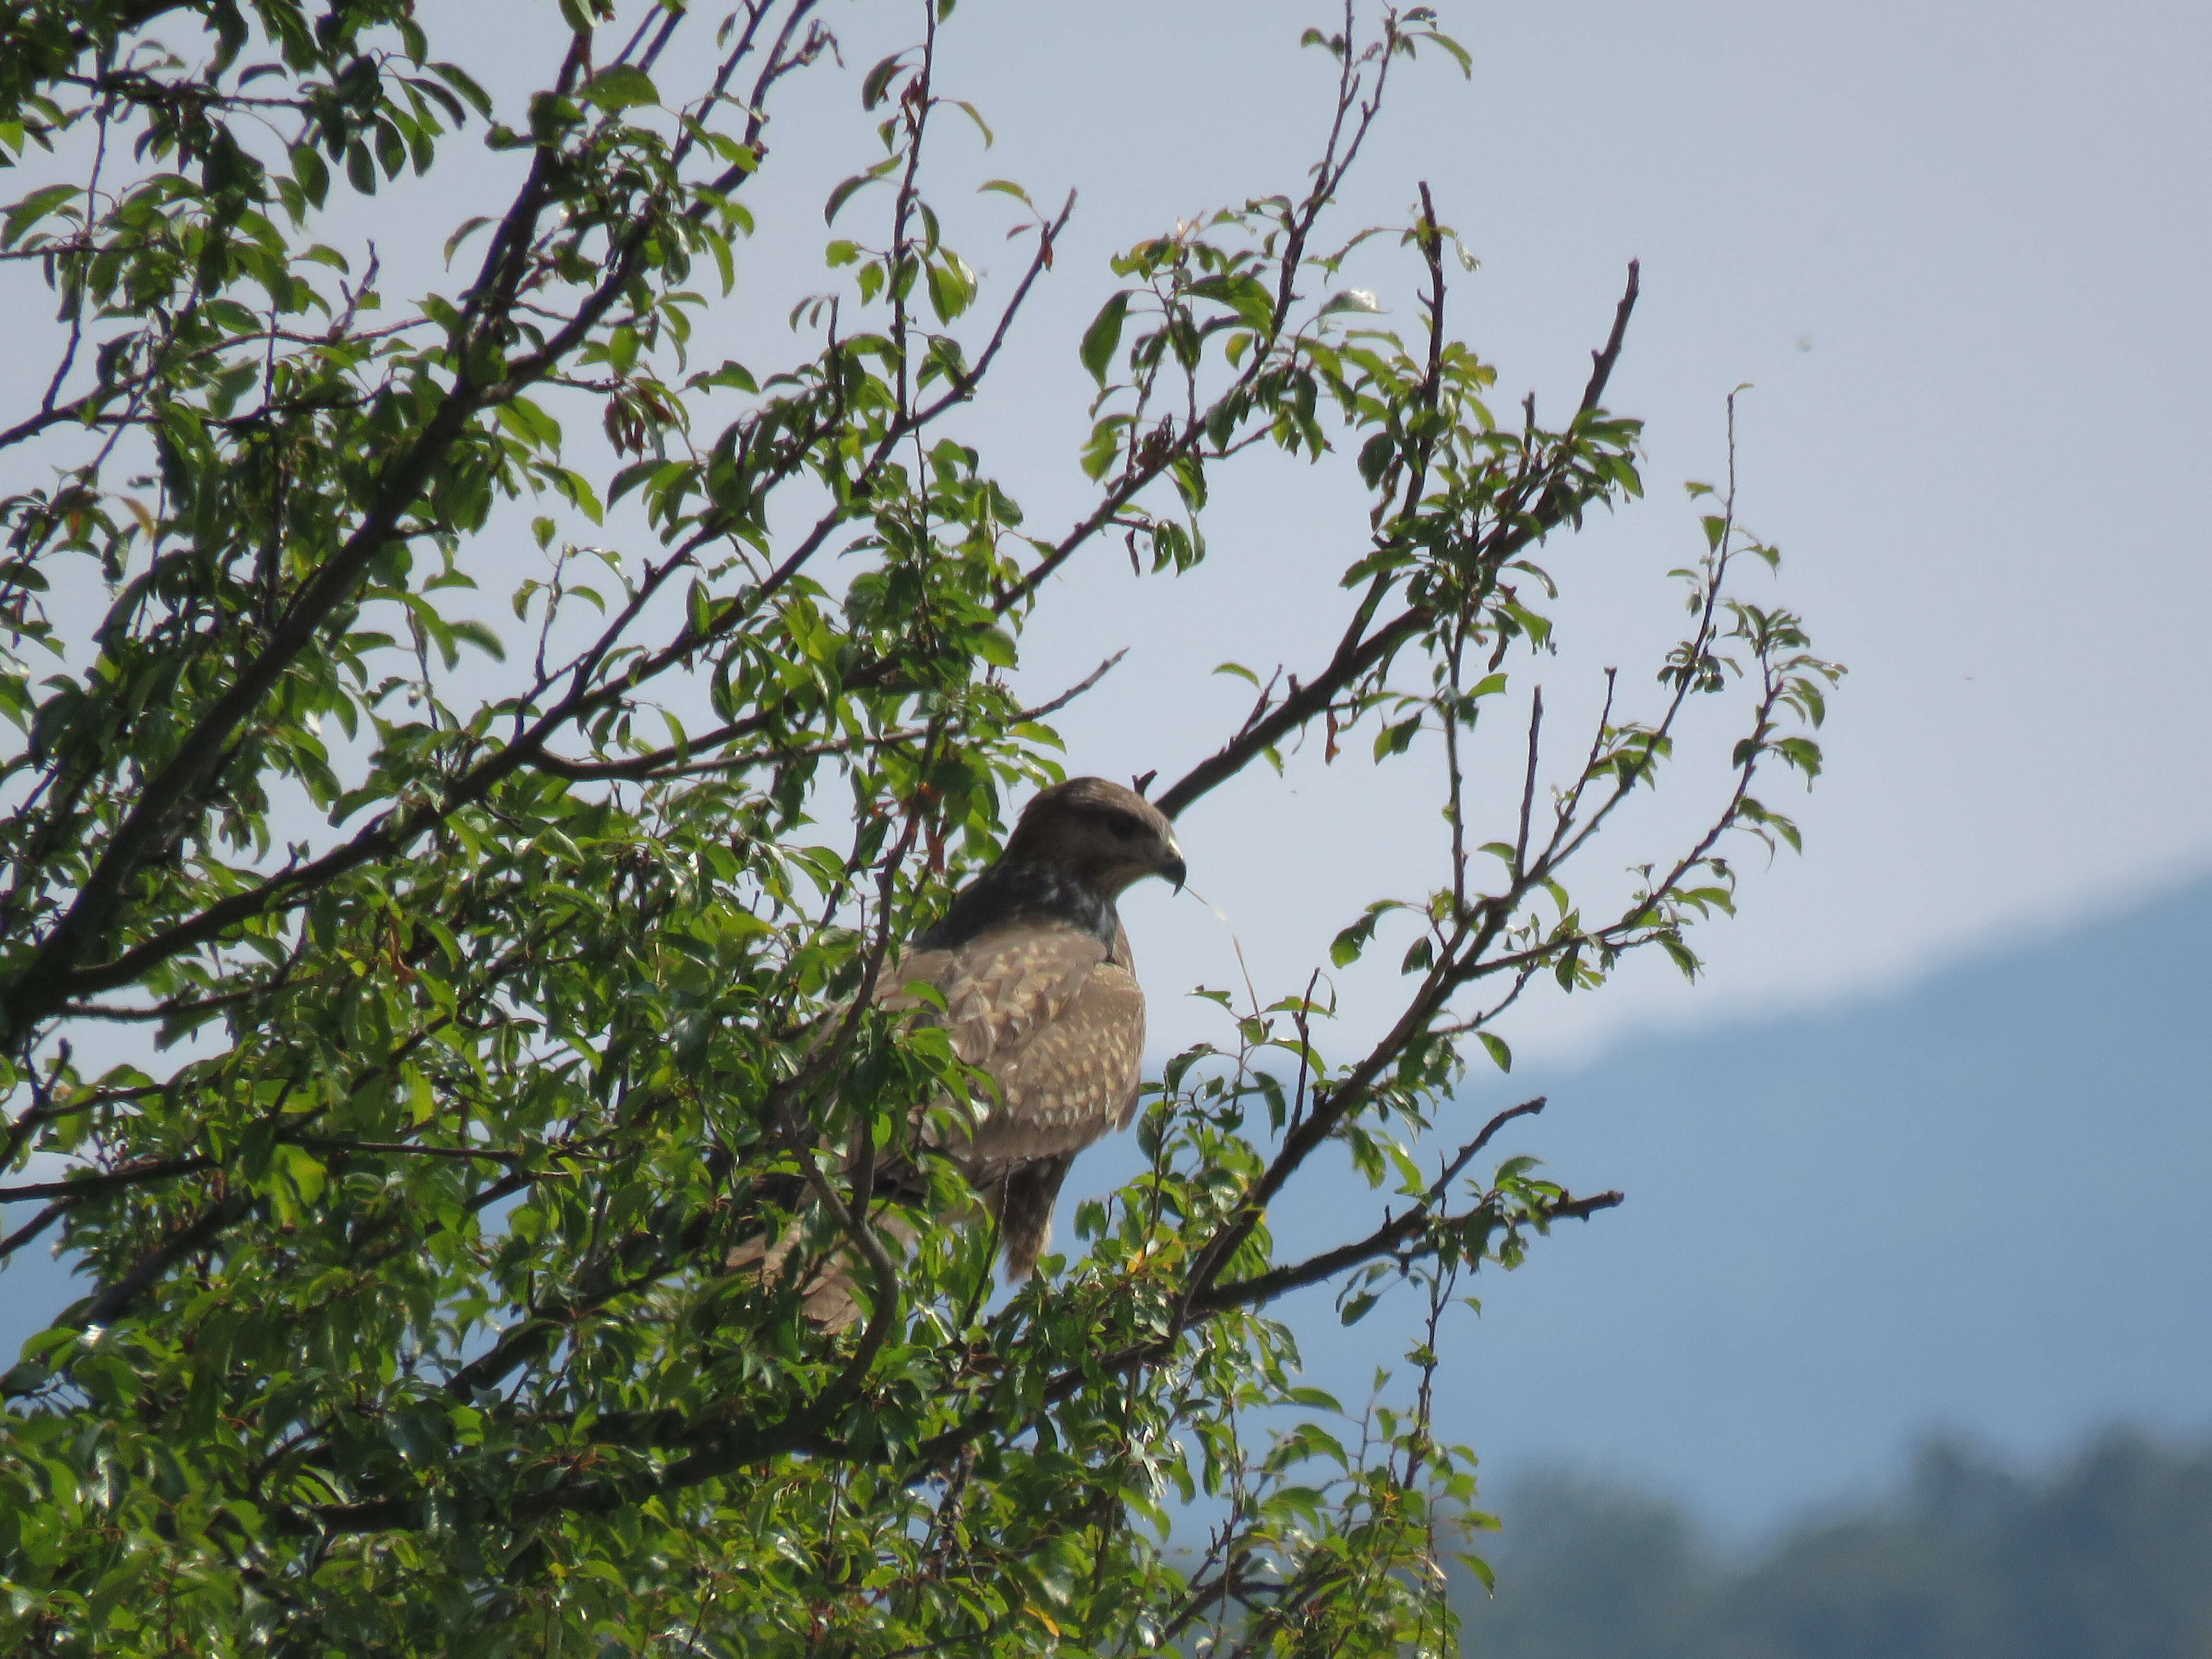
[1104,812,1143,840]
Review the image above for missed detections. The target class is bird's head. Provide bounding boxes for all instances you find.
[1006,776,1185,897]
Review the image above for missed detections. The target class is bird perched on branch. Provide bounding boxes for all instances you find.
[759,775,1185,1326]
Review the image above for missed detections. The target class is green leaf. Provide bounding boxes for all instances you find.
[979,178,1035,211]
[1079,413,1130,481]
[1373,716,1420,760]
[581,65,660,109]
[289,144,330,210]
[925,254,977,324]
[949,99,994,146]
[825,159,898,224]
[431,61,494,119]
[1410,24,1474,76]
[861,52,906,111]
[443,215,493,266]
[0,183,77,250]
[448,619,506,661]
[1080,290,1132,385]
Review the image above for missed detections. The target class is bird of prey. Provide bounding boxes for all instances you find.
[759,776,1185,1325]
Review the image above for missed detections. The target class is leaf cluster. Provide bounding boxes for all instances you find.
[0,3,1836,1654]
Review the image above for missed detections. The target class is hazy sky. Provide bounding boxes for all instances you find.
[443,0,2212,1062]
[902,0,2212,1061]
[11,0,2208,1065]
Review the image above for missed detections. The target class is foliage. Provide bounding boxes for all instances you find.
[1460,1432,2212,1659]
[0,0,1836,1652]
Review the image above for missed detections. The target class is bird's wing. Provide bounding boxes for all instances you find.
[878,920,1144,1170]
[878,921,1106,1066]
[965,952,1144,1168]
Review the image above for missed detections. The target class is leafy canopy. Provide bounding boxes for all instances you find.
[0,0,1836,1653]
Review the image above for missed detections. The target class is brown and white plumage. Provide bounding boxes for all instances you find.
[879,776,1182,1278]
[746,777,1183,1325]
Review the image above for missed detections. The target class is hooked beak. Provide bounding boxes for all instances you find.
[1161,845,1187,892]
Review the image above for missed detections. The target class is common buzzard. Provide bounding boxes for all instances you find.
[765,776,1184,1325]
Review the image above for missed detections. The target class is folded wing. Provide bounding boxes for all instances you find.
[882,918,1144,1178]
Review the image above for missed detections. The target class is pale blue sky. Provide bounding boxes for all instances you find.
[418,0,2212,1059]
[9,0,2208,1056]
[920,0,2212,1059]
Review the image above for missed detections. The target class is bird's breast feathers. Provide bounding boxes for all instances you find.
[878,916,1146,1166]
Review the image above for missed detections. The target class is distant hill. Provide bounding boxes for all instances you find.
[1458,1429,2212,1659]
[1307,870,2212,1531]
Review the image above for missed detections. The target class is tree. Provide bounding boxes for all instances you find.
[0,1,1837,1652]
[1458,1433,2212,1659]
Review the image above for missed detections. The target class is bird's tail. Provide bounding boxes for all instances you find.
[980,1149,1077,1281]
[730,1150,1072,1328]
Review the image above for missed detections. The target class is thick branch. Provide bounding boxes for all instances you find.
[0,1154,213,1204]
